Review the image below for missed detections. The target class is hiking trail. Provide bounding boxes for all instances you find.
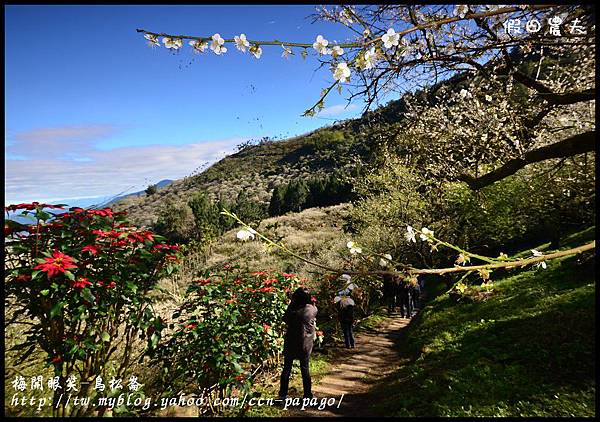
[285,303,422,417]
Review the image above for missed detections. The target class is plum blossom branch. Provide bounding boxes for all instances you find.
[222,209,595,279]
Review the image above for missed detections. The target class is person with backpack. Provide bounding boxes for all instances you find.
[278,287,318,400]
[335,286,356,349]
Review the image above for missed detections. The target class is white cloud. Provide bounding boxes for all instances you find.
[5,127,246,204]
[316,103,358,117]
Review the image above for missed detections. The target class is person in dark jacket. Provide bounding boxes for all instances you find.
[410,277,421,313]
[397,278,412,319]
[336,293,355,349]
[278,287,318,399]
[382,274,397,315]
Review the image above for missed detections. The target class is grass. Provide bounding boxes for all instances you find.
[362,227,595,417]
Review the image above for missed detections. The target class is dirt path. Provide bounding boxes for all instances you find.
[284,304,422,417]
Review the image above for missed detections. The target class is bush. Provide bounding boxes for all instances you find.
[151,268,301,405]
[145,184,158,196]
[4,203,183,417]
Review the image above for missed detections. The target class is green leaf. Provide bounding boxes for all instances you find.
[101,331,111,342]
[40,289,50,296]
[31,270,43,280]
[50,301,67,319]
[64,271,75,281]
[150,332,159,348]
[81,288,95,304]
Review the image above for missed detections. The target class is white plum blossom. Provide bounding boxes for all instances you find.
[281,45,292,58]
[453,4,469,18]
[144,34,160,47]
[459,89,472,99]
[250,45,262,59]
[313,35,330,55]
[333,62,351,83]
[363,47,378,69]
[419,227,434,242]
[234,34,250,52]
[339,8,354,25]
[210,33,227,55]
[405,226,417,243]
[363,28,371,38]
[163,37,183,50]
[379,253,393,267]
[236,229,255,241]
[189,39,208,53]
[531,249,547,269]
[346,240,362,255]
[381,28,400,49]
[331,45,344,58]
[340,273,352,283]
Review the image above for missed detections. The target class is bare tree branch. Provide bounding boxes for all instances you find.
[458,131,596,190]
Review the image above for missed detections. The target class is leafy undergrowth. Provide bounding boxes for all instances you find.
[365,227,595,417]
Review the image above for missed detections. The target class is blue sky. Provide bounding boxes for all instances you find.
[5,5,374,206]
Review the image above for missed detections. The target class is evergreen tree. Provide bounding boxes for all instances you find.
[307,177,327,208]
[284,180,309,212]
[188,192,220,241]
[145,184,158,196]
[269,185,287,216]
[232,191,267,225]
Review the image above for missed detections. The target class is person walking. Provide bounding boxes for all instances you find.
[335,289,356,349]
[410,277,421,314]
[278,287,318,400]
[397,277,412,319]
[382,273,397,315]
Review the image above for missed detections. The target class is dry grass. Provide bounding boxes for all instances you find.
[183,204,355,282]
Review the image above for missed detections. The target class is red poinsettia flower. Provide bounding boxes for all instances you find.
[225,298,237,304]
[15,274,32,282]
[185,323,197,330]
[282,273,296,278]
[5,202,64,212]
[34,250,77,279]
[311,296,318,303]
[259,286,275,293]
[72,277,92,289]
[263,278,277,286]
[81,245,99,255]
[87,208,114,218]
[194,279,211,286]
[235,375,245,382]
[263,324,271,333]
[51,356,62,363]
[251,271,267,276]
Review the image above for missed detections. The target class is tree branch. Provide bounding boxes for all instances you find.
[458,131,596,190]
